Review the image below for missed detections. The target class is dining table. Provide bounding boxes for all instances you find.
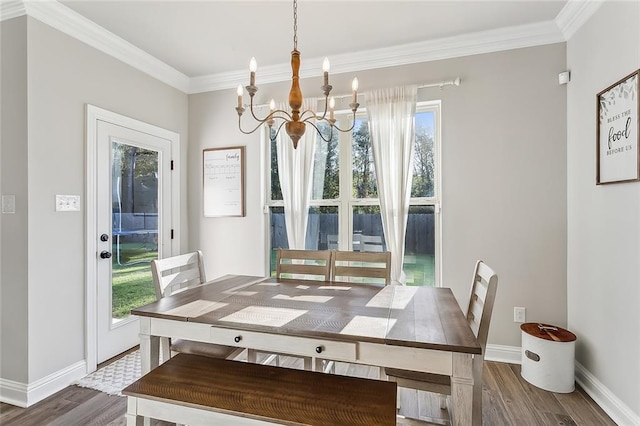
[131,274,483,425]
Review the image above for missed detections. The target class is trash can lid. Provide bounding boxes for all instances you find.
[521,323,576,342]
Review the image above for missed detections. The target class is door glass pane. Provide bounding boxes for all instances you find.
[404,205,436,286]
[111,142,159,322]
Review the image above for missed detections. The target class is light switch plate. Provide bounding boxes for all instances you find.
[56,195,81,212]
[2,195,16,214]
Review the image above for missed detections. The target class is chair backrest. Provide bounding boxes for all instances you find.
[466,260,498,351]
[151,251,206,299]
[331,250,391,285]
[275,249,332,281]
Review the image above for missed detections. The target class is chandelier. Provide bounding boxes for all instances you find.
[235,0,359,149]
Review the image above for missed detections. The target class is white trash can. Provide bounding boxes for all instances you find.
[521,323,576,393]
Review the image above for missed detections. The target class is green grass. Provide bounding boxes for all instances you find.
[112,243,157,319]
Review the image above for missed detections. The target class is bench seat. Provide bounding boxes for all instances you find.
[123,353,397,426]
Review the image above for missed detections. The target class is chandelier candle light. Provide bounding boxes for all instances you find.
[235,0,359,149]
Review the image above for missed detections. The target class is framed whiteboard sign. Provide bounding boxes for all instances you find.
[596,70,639,185]
[203,146,245,217]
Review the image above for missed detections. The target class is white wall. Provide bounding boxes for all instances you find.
[0,16,29,384]
[567,1,640,421]
[189,43,568,350]
[0,16,189,400]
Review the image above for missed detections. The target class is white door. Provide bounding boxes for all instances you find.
[95,120,173,363]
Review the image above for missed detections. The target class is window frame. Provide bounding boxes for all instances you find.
[263,100,442,286]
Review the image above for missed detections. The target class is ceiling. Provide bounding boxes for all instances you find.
[59,0,568,77]
[8,0,588,92]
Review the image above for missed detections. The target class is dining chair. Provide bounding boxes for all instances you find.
[249,248,333,369]
[150,251,243,361]
[330,250,391,285]
[384,260,498,421]
[275,248,332,281]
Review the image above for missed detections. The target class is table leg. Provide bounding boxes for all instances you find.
[138,317,160,374]
[451,353,482,426]
[138,318,160,426]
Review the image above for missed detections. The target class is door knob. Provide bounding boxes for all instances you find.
[100,250,112,259]
[100,234,109,242]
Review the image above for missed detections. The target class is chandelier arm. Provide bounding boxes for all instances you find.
[304,120,335,143]
[238,116,270,135]
[246,97,294,123]
[313,96,331,121]
[269,120,289,142]
[300,105,328,122]
[323,111,359,133]
[269,109,295,121]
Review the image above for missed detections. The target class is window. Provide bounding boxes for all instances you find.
[266,102,440,286]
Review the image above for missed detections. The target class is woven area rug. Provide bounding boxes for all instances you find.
[75,350,141,396]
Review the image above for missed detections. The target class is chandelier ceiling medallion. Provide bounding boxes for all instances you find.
[235,0,359,149]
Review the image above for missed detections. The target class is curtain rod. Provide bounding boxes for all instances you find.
[250,77,461,108]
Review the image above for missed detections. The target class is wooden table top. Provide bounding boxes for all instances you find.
[132,274,481,355]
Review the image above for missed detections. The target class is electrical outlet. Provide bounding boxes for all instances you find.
[514,307,526,323]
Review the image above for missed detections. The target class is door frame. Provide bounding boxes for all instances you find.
[85,104,180,373]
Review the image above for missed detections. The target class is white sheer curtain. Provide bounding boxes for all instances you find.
[276,99,318,250]
[366,86,417,285]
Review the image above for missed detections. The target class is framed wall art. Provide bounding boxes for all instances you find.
[596,69,639,185]
[203,146,245,217]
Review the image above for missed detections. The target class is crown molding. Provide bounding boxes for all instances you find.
[555,0,606,40]
[190,20,565,94]
[10,0,601,96]
[0,0,26,21]
[15,0,190,92]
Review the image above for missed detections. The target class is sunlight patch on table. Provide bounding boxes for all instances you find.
[232,291,258,296]
[340,316,397,338]
[272,294,333,303]
[318,286,352,291]
[220,306,307,327]
[389,286,418,309]
[164,300,228,317]
[365,287,394,308]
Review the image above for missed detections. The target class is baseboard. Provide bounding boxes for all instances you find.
[0,378,28,408]
[0,360,87,408]
[485,344,521,364]
[575,362,640,426]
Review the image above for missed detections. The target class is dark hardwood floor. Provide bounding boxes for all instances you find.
[0,359,615,426]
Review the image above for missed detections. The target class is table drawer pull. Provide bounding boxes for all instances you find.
[210,327,356,362]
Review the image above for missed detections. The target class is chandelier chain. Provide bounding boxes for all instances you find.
[293,0,298,50]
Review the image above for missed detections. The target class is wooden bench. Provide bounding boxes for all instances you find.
[123,353,397,426]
